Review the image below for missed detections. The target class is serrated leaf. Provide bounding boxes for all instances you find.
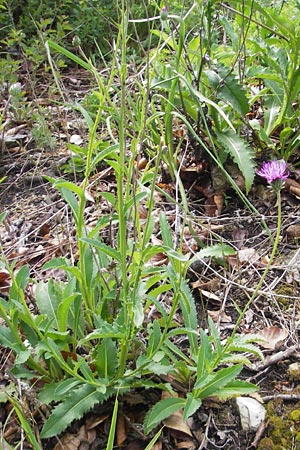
[193,244,236,260]
[144,397,186,435]
[180,279,198,355]
[205,68,248,115]
[197,330,211,379]
[263,95,281,136]
[216,130,255,193]
[35,280,61,330]
[183,394,202,422]
[38,379,82,404]
[227,343,264,360]
[40,384,111,438]
[214,380,258,399]
[94,339,117,378]
[195,365,243,398]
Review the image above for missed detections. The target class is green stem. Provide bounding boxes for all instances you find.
[227,189,282,345]
[117,0,130,378]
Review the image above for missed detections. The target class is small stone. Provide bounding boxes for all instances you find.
[236,397,266,431]
[288,362,300,381]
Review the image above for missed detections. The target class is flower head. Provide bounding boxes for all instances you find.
[256,159,289,191]
[160,6,168,20]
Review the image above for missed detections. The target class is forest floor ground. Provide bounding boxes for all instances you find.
[1,67,300,450]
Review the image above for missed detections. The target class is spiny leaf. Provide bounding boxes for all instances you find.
[216,130,255,193]
[40,384,111,438]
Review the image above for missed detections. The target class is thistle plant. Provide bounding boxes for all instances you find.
[229,159,289,337]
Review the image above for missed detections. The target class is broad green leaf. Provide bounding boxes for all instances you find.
[192,244,236,260]
[215,380,258,399]
[35,280,61,330]
[226,343,264,360]
[147,320,162,358]
[196,330,211,379]
[160,212,173,248]
[183,394,202,422]
[91,143,119,170]
[179,279,198,355]
[144,397,186,435]
[205,68,248,115]
[12,265,30,295]
[94,339,117,378]
[215,130,255,193]
[38,379,82,403]
[195,365,243,399]
[57,294,79,332]
[263,96,281,136]
[0,326,20,350]
[41,384,112,438]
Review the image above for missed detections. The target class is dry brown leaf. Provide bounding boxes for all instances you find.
[214,193,224,215]
[116,413,128,446]
[285,178,300,199]
[286,224,300,240]
[176,440,196,449]
[232,227,248,249]
[257,326,289,350]
[161,392,192,438]
[207,309,232,323]
[150,442,163,450]
[191,278,220,292]
[85,414,110,429]
[238,247,260,265]
[78,425,96,445]
[199,290,221,302]
[53,433,80,450]
[163,410,193,438]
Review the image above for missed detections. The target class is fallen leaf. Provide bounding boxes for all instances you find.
[286,224,300,240]
[256,326,289,350]
[53,433,80,450]
[207,309,232,323]
[238,247,260,265]
[163,410,193,438]
[176,440,196,449]
[116,413,127,446]
[199,289,221,302]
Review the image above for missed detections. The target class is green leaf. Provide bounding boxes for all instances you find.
[94,339,117,378]
[144,397,186,435]
[38,379,82,404]
[193,244,236,260]
[183,394,202,422]
[159,213,173,248]
[179,279,198,355]
[147,320,162,358]
[195,365,243,399]
[35,280,61,330]
[214,380,258,399]
[81,237,121,262]
[263,95,281,136]
[215,130,255,193]
[196,330,212,379]
[46,40,91,71]
[205,68,249,115]
[40,384,112,438]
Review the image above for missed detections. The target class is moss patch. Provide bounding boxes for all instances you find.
[257,400,300,449]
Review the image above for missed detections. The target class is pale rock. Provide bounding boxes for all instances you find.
[236,397,266,431]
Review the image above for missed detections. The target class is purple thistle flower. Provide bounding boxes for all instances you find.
[256,159,289,188]
[160,6,168,20]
